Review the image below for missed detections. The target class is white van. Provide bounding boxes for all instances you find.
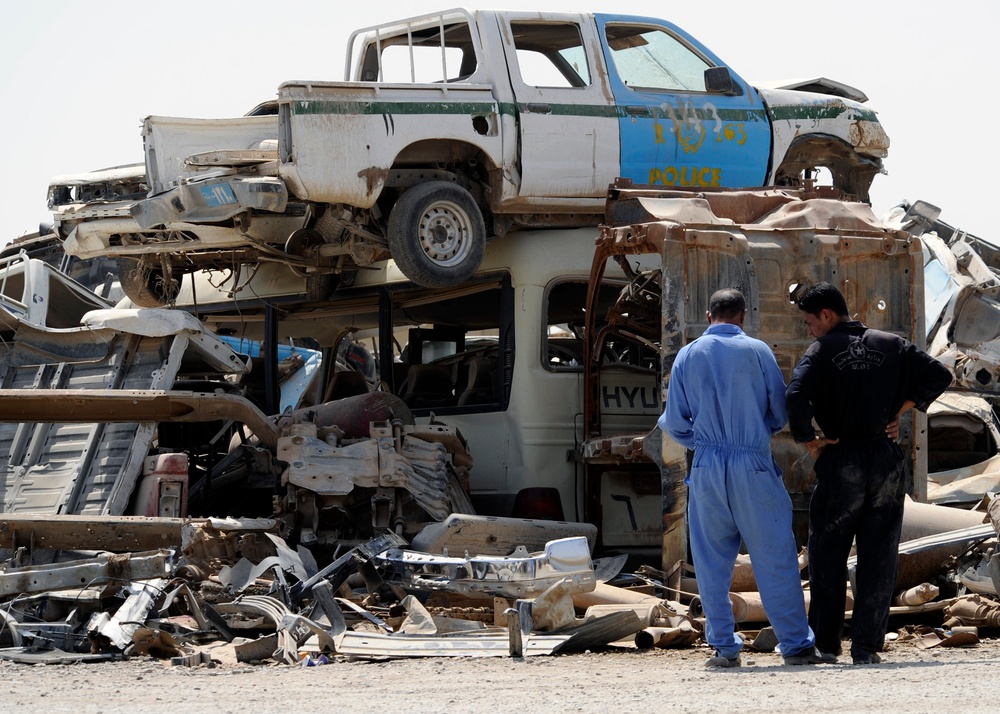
[179,226,664,553]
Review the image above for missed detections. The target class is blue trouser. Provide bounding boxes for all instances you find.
[808,439,905,659]
[688,443,815,659]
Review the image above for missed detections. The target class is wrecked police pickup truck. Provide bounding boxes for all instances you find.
[49,8,888,304]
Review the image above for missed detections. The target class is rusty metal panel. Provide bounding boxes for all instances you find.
[0,514,184,551]
[657,198,920,545]
[586,189,922,559]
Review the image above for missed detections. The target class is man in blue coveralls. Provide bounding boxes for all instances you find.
[659,288,833,667]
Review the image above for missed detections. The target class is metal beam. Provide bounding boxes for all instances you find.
[0,514,187,551]
[0,389,280,450]
[0,551,172,598]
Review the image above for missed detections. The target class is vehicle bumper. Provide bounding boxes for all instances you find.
[131,176,288,229]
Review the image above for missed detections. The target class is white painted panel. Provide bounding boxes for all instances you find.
[143,115,278,195]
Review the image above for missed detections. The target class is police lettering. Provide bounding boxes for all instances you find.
[649,166,722,187]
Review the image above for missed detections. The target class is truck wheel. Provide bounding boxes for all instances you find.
[387,182,486,288]
[117,257,180,307]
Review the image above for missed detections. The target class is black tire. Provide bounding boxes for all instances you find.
[305,273,336,302]
[387,181,486,288]
[116,257,180,307]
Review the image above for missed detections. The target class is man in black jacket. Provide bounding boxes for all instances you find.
[786,282,952,665]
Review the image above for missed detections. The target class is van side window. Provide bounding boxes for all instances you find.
[545,279,657,372]
[389,275,513,413]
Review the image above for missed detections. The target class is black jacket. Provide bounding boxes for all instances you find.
[786,320,953,443]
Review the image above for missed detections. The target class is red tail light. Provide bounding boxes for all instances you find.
[511,487,565,521]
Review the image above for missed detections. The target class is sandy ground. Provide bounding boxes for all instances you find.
[3,636,998,713]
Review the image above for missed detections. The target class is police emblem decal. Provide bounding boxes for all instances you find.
[832,339,885,371]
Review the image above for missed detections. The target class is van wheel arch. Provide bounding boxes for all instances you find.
[117,256,181,307]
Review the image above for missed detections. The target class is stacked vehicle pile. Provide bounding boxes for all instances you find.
[3,208,1000,665]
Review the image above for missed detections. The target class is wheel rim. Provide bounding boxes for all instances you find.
[417,199,474,267]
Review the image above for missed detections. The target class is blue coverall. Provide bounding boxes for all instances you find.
[659,323,815,659]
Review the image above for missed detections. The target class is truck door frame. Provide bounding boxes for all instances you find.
[495,12,620,201]
[595,16,772,190]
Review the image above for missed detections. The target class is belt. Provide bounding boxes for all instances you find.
[696,440,771,455]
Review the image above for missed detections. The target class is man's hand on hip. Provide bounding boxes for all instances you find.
[806,436,839,459]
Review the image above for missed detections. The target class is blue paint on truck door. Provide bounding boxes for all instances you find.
[595,16,772,189]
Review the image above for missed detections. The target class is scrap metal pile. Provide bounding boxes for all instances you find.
[2,495,999,666]
[0,514,702,664]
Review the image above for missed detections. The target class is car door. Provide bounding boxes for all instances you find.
[595,16,772,189]
[496,13,620,198]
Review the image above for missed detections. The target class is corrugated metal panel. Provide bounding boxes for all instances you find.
[0,327,187,516]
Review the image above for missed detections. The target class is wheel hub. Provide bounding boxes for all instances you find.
[418,201,473,266]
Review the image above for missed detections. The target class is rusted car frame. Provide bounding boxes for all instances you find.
[582,181,924,568]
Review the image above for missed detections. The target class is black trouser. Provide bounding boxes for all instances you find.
[807,439,906,659]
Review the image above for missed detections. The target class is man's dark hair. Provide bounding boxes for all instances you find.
[797,282,849,317]
[708,288,746,320]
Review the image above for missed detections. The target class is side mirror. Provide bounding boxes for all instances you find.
[705,66,737,95]
[904,200,942,228]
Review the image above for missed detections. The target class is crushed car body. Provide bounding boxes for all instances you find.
[884,199,1000,506]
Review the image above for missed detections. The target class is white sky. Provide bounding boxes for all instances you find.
[0,1,993,244]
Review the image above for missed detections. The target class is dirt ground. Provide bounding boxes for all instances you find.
[3,636,998,713]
